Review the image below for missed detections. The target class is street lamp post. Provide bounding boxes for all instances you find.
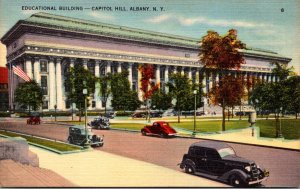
[193,90,197,136]
[54,104,57,122]
[83,88,89,148]
[279,107,283,138]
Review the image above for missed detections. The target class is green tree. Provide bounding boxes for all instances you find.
[150,89,172,111]
[65,64,95,121]
[111,71,141,111]
[284,75,300,119]
[15,80,43,113]
[167,73,196,123]
[97,74,111,114]
[200,29,245,131]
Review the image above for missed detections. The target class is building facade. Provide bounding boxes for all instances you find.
[0,67,9,111]
[1,13,291,111]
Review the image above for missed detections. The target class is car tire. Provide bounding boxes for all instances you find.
[68,137,73,144]
[185,164,195,174]
[229,174,245,187]
[141,130,146,136]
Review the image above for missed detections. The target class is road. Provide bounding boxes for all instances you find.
[0,119,299,187]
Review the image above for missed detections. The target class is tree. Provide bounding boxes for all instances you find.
[200,29,245,131]
[15,80,43,113]
[150,89,172,111]
[284,75,300,119]
[167,73,195,123]
[139,64,159,120]
[110,71,141,111]
[97,74,111,114]
[64,64,95,121]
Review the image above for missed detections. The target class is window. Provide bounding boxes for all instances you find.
[206,149,220,159]
[92,101,96,108]
[194,147,205,156]
[40,60,48,72]
[42,101,48,109]
[41,76,48,95]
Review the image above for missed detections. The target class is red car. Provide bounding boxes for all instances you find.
[27,116,41,125]
[141,121,177,138]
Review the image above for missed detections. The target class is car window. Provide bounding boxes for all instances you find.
[218,147,236,158]
[194,148,205,156]
[206,149,220,159]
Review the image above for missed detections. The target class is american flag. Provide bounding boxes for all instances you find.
[12,65,31,82]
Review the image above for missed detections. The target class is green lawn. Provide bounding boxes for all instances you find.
[0,130,82,152]
[110,119,300,139]
[256,119,300,140]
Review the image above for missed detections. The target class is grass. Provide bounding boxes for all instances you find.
[0,130,82,152]
[110,119,300,139]
[256,119,300,140]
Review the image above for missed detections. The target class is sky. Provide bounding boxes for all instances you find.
[0,0,299,74]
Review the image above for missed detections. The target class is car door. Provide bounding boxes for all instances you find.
[150,123,160,134]
[194,147,208,172]
[205,149,223,175]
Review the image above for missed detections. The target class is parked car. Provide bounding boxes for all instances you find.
[179,141,269,187]
[67,125,104,147]
[27,113,41,125]
[89,117,110,129]
[132,112,146,118]
[104,112,115,119]
[141,121,177,138]
[235,111,250,116]
[150,112,163,118]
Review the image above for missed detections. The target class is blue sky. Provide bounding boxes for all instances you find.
[0,0,299,73]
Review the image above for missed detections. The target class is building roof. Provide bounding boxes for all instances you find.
[190,141,231,150]
[1,12,291,62]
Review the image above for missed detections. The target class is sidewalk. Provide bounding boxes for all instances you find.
[175,126,300,150]
[30,146,228,187]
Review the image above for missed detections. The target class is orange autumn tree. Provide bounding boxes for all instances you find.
[200,29,246,131]
[139,64,159,120]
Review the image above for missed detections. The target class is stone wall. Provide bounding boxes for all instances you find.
[0,137,39,167]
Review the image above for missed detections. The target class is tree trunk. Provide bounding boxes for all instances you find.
[177,110,181,123]
[231,106,234,118]
[79,104,82,122]
[227,109,230,122]
[296,113,298,119]
[222,104,225,131]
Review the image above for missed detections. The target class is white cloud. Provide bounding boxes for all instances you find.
[146,14,270,28]
[89,12,115,21]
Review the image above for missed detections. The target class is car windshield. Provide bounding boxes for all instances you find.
[162,123,169,127]
[218,147,236,158]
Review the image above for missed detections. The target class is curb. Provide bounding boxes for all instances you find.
[0,130,87,154]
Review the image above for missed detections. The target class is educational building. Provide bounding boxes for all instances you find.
[1,13,291,111]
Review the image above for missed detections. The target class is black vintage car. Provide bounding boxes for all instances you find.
[67,125,104,147]
[89,117,110,129]
[179,141,269,187]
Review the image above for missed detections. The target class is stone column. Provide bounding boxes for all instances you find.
[83,59,88,69]
[69,58,76,109]
[25,57,33,79]
[156,65,160,86]
[48,57,56,110]
[70,58,75,68]
[181,67,184,75]
[164,66,169,93]
[33,57,40,84]
[138,64,143,100]
[173,66,177,74]
[208,71,213,91]
[56,58,64,110]
[195,68,199,84]
[106,61,111,74]
[117,62,122,73]
[95,60,102,109]
[128,63,133,89]
[188,68,192,80]
[202,72,207,94]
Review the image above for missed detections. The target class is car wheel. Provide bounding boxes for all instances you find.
[68,137,73,144]
[141,130,146,136]
[229,174,245,187]
[185,164,195,174]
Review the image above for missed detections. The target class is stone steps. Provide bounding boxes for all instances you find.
[0,159,75,187]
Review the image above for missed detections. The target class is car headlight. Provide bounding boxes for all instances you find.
[245,166,251,172]
[257,164,260,169]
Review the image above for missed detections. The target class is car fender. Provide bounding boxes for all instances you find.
[181,158,196,170]
[219,169,249,182]
[142,127,151,133]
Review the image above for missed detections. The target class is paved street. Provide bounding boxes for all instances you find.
[0,119,299,187]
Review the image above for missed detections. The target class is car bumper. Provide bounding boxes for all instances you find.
[167,133,177,136]
[248,177,268,185]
